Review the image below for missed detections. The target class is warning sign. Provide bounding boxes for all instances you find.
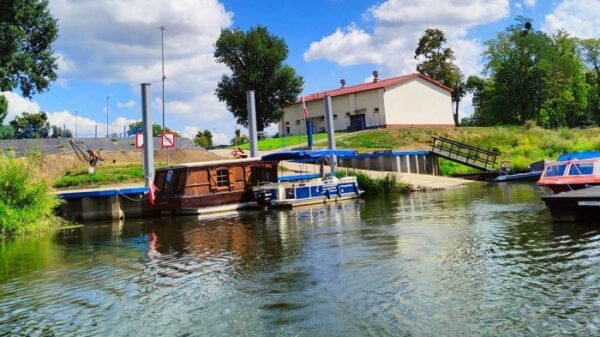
[135,133,144,148]
[161,132,175,148]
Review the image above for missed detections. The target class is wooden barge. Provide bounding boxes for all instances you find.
[153,158,278,214]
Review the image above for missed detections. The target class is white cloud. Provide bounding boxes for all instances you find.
[303,0,510,118]
[1,92,41,122]
[542,0,600,39]
[523,0,536,7]
[182,126,228,145]
[48,0,237,136]
[117,100,137,110]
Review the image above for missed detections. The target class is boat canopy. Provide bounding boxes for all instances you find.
[557,151,600,161]
[261,150,357,161]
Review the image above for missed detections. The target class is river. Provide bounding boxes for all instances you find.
[1,183,599,336]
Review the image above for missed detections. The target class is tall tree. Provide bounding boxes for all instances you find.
[215,26,304,131]
[0,95,7,124]
[127,121,179,137]
[580,38,600,124]
[0,0,58,98]
[414,29,464,126]
[194,130,213,148]
[10,112,50,138]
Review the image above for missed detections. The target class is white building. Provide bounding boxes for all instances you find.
[279,72,454,135]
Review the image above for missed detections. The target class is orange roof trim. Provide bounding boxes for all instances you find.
[297,73,453,104]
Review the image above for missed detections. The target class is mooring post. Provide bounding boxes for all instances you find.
[141,83,154,186]
[246,90,259,158]
[324,95,337,173]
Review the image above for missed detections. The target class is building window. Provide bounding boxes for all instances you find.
[320,116,325,121]
[345,112,351,116]
[374,107,380,113]
[333,114,338,119]
[296,120,301,125]
[285,121,290,125]
[216,169,229,187]
[286,127,290,134]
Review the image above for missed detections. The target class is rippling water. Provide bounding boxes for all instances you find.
[2,183,600,336]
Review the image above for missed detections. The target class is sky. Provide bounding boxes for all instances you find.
[2,0,600,144]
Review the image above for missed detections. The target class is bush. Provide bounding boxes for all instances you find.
[0,154,62,236]
[336,170,412,195]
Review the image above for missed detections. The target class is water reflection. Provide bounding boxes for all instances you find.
[1,184,600,336]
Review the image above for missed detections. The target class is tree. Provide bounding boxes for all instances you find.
[215,26,304,131]
[51,125,62,138]
[10,112,50,138]
[230,129,249,146]
[0,95,7,124]
[194,130,213,148]
[0,0,58,98]
[127,121,180,137]
[580,38,600,124]
[414,29,464,126]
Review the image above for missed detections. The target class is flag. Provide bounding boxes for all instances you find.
[148,178,158,206]
[302,96,309,119]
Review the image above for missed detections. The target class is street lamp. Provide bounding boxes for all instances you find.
[75,110,78,138]
[159,26,166,132]
[106,95,112,137]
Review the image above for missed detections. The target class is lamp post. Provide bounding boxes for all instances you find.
[75,110,78,138]
[160,25,166,132]
[106,95,112,137]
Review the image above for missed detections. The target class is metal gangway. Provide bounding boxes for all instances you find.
[431,136,499,172]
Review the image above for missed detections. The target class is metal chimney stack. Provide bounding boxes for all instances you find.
[372,70,379,83]
[340,79,346,88]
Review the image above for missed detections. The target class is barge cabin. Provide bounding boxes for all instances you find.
[153,158,278,214]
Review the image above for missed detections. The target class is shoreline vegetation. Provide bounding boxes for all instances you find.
[0,154,64,237]
[336,170,412,195]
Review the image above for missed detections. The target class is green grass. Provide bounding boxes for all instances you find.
[53,164,144,188]
[336,170,412,195]
[336,126,600,173]
[232,132,336,151]
[0,154,63,237]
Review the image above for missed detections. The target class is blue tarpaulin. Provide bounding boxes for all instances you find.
[262,149,357,161]
[557,151,600,161]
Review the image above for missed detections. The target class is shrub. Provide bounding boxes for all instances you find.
[0,154,62,236]
[336,170,412,195]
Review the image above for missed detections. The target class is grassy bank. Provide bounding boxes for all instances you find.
[232,132,336,151]
[0,154,63,237]
[54,163,144,188]
[336,126,600,173]
[336,170,412,195]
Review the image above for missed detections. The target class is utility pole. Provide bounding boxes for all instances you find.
[106,95,112,137]
[159,25,169,165]
[75,110,78,138]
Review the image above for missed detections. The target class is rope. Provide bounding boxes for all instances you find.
[117,190,150,202]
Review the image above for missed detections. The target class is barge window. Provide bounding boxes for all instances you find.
[216,169,229,187]
[568,163,595,176]
[544,164,567,177]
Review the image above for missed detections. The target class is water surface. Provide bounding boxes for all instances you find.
[1,183,600,336]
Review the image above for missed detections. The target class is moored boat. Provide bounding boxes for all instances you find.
[253,150,363,208]
[538,152,600,194]
[152,158,279,214]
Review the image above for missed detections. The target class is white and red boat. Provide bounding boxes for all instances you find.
[538,152,600,194]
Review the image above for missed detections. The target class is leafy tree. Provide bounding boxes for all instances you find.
[10,112,50,138]
[194,130,213,148]
[230,129,249,146]
[0,95,7,124]
[414,29,464,126]
[0,125,14,139]
[0,0,58,98]
[580,38,600,124]
[50,125,72,138]
[215,26,304,131]
[127,121,179,137]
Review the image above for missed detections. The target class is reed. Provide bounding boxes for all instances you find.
[336,170,412,195]
[0,154,63,237]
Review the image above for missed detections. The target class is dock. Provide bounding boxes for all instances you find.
[541,186,600,222]
[56,185,157,221]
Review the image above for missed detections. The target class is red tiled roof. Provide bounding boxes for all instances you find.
[297,73,453,104]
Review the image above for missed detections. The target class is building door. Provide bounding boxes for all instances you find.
[349,114,366,131]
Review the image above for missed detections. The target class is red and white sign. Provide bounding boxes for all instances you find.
[161,132,175,148]
[135,133,144,148]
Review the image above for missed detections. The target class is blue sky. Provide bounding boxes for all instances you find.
[3,0,597,144]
